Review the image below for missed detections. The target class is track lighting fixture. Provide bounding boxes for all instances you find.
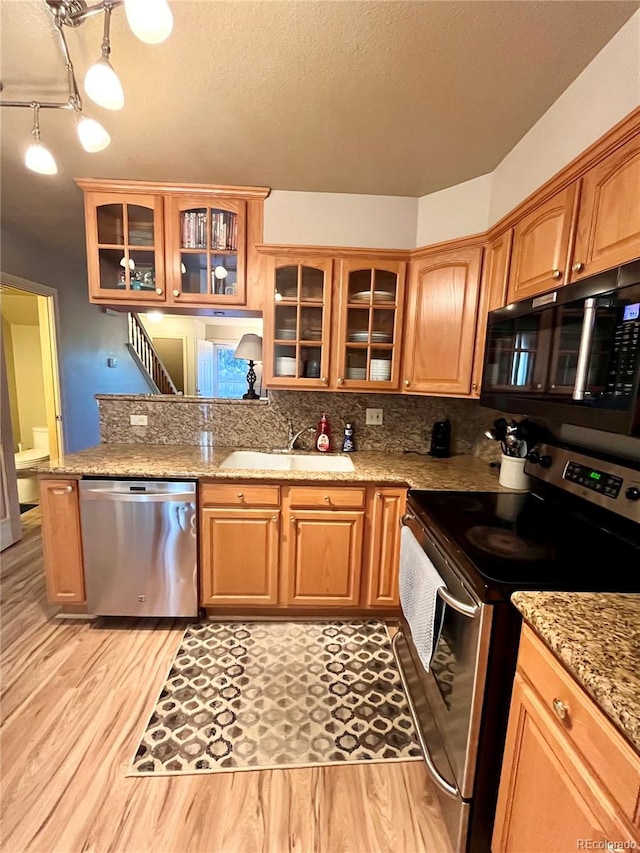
[1,0,174,175]
[84,7,125,110]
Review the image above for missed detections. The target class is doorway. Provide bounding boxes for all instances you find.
[0,274,63,540]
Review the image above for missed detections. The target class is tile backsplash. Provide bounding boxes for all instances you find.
[97,391,508,459]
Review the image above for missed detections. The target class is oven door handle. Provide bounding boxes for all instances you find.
[391,632,460,800]
[437,586,479,618]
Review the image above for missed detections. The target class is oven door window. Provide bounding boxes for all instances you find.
[430,599,466,712]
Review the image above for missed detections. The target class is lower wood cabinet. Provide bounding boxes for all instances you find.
[493,625,640,852]
[283,509,364,606]
[199,481,405,611]
[200,508,280,606]
[39,479,85,603]
[365,487,405,606]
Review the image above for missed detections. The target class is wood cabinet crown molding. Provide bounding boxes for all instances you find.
[75,178,271,200]
[256,243,410,260]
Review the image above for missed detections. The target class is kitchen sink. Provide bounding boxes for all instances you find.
[219,450,354,472]
[219,451,292,470]
[288,455,354,472]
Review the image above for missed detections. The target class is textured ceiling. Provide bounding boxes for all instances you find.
[1,0,638,259]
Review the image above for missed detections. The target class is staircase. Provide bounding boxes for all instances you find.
[127,313,179,395]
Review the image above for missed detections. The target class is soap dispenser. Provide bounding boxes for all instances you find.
[342,423,355,452]
[315,413,332,452]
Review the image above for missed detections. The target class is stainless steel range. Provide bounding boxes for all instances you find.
[393,442,640,853]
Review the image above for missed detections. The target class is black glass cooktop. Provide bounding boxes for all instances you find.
[407,489,640,599]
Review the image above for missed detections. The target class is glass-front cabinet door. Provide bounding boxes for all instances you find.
[85,192,165,302]
[264,258,333,388]
[166,196,246,305]
[335,259,406,390]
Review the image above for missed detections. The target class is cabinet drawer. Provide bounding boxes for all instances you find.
[200,483,280,507]
[287,486,365,509]
[519,625,640,824]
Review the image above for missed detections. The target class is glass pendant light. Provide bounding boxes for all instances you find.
[84,8,124,110]
[125,0,173,44]
[76,114,111,152]
[25,104,57,175]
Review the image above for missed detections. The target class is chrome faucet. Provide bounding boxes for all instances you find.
[287,421,315,451]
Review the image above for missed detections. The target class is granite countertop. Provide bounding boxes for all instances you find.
[33,443,510,491]
[512,591,640,754]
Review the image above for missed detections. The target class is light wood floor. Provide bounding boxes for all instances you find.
[0,509,452,853]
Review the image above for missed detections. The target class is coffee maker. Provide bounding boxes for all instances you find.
[428,419,451,457]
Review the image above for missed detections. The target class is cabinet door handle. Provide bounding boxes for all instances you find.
[404,379,410,387]
[290,515,295,522]
[552,698,569,720]
[552,269,562,280]
[237,493,244,501]
[472,382,478,392]
[324,495,331,504]
[52,486,73,494]
[321,377,328,385]
[272,515,278,522]
[572,262,584,273]
[337,377,344,385]
[155,288,163,295]
[172,290,180,297]
[376,491,382,499]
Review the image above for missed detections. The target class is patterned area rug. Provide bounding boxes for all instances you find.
[128,620,422,776]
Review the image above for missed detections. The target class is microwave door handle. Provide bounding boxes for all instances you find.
[572,297,597,400]
[437,586,479,618]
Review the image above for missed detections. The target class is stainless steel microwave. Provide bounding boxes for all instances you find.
[480,260,640,436]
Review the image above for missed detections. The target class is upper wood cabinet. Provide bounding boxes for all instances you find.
[83,192,166,303]
[39,479,85,603]
[570,134,640,281]
[471,229,512,396]
[334,259,406,391]
[77,180,269,310]
[402,246,482,395]
[507,183,579,303]
[165,195,246,305]
[262,254,406,392]
[263,256,333,388]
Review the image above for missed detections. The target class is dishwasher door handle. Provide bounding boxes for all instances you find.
[80,490,195,503]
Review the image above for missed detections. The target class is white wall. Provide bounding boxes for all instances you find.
[264,190,418,249]
[416,173,492,246]
[489,10,640,224]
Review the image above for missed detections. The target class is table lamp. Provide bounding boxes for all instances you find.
[233,333,263,400]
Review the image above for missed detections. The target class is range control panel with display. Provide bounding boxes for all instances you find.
[564,461,623,498]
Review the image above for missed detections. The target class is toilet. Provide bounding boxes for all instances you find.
[15,427,50,505]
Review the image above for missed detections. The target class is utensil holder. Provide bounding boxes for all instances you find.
[499,454,531,490]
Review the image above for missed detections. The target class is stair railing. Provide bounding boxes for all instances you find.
[126,313,179,395]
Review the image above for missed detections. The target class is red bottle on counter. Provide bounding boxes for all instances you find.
[315,413,332,452]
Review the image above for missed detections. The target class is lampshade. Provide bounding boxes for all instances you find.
[233,333,263,362]
[77,115,111,153]
[84,58,124,110]
[25,141,57,175]
[125,0,174,44]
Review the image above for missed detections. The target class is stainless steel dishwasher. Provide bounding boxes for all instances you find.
[79,479,198,617]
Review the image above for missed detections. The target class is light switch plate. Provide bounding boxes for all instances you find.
[365,408,384,426]
[130,414,148,426]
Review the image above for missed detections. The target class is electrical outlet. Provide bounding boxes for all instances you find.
[130,414,148,426]
[365,408,384,426]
